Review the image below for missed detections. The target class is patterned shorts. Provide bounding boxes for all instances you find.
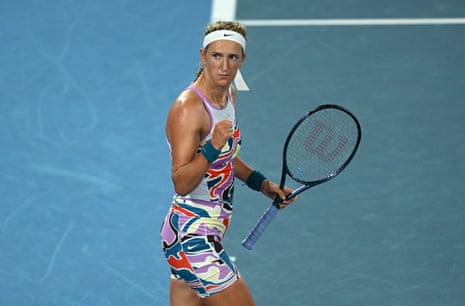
[160,204,240,297]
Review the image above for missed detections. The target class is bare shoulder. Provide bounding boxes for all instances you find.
[166,88,208,141]
[170,88,203,112]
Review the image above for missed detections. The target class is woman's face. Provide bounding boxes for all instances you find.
[201,40,245,87]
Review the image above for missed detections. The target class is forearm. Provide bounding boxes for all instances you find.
[234,156,293,206]
[172,153,210,196]
[234,157,268,191]
[233,156,254,182]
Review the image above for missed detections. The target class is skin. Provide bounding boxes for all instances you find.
[165,39,296,306]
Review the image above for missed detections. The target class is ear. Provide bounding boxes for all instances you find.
[239,52,246,68]
[199,48,207,66]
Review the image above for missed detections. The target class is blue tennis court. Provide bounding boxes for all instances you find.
[1,0,464,305]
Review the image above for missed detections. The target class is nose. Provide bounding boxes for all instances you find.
[221,57,229,71]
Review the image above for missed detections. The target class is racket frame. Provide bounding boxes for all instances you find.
[241,104,361,250]
[280,104,362,202]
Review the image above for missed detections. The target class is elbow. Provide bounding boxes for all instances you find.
[172,176,193,196]
[174,185,190,196]
[171,166,202,196]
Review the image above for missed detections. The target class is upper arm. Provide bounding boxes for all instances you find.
[166,93,207,173]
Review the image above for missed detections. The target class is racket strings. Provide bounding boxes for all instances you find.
[286,109,359,182]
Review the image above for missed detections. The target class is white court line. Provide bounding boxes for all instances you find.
[238,18,465,27]
[211,0,465,26]
[211,0,237,21]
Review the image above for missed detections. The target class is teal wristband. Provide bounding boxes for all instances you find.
[246,170,267,191]
[201,140,221,162]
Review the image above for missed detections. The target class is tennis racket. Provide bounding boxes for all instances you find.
[241,104,361,250]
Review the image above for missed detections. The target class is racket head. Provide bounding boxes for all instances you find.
[282,104,361,186]
[242,105,361,250]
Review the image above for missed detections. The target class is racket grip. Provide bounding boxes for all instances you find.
[241,204,279,250]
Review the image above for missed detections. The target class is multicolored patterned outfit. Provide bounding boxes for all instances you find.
[160,85,242,297]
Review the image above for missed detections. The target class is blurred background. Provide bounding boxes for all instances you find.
[1,0,464,305]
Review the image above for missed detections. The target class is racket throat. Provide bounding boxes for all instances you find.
[285,183,317,201]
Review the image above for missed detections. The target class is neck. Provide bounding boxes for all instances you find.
[194,76,229,107]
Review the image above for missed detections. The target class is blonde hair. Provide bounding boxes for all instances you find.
[194,21,247,81]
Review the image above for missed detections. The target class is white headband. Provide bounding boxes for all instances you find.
[202,30,249,91]
[203,30,246,51]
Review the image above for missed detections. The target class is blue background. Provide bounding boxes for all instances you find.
[1,1,464,305]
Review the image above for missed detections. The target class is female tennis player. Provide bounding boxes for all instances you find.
[160,21,296,306]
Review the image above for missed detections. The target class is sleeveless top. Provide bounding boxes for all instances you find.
[170,85,242,219]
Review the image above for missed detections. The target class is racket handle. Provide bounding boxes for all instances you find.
[241,204,279,250]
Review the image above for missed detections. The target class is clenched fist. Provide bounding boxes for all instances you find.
[210,119,233,150]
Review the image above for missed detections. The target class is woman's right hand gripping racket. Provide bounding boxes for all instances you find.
[241,104,362,250]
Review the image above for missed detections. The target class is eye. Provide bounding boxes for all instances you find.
[229,54,240,60]
[212,52,222,59]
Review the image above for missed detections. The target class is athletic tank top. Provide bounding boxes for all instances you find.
[171,85,242,218]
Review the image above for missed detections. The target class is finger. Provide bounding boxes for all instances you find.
[277,190,287,202]
[282,193,297,205]
[218,119,233,127]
